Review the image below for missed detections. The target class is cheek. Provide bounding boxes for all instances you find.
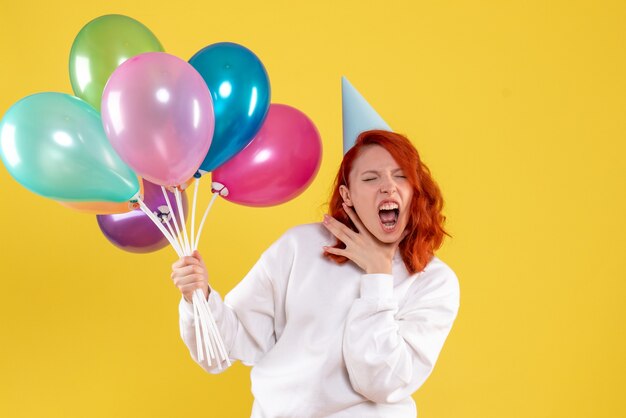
[350,192,372,211]
[403,188,414,205]
[353,203,378,224]
[400,191,414,218]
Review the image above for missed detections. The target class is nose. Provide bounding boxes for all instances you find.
[380,176,397,194]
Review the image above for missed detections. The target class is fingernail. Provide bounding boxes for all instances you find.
[323,214,329,224]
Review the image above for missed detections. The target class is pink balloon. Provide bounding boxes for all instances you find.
[101,52,214,187]
[212,104,322,207]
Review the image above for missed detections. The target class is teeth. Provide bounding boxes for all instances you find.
[382,222,396,231]
[379,202,399,211]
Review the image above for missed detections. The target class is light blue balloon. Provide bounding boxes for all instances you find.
[189,42,270,172]
[0,92,139,202]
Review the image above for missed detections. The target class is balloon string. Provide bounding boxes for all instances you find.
[195,290,225,368]
[193,290,215,365]
[201,293,231,367]
[161,186,186,255]
[198,293,222,362]
[189,183,228,367]
[194,192,219,251]
[165,220,177,246]
[174,185,228,367]
[148,186,222,366]
[175,188,192,255]
[137,198,183,257]
[191,177,200,253]
[192,294,204,363]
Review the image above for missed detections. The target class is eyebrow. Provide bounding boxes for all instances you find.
[360,168,404,176]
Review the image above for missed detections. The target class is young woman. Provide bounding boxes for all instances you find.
[171,130,460,417]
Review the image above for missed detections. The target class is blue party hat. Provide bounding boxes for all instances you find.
[342,77,391,154]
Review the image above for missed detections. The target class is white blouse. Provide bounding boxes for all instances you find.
[179,223,460,417]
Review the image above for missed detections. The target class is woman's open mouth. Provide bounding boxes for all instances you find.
[378,201,399,231]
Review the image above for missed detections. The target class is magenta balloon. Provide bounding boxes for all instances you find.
[212,104,322,207]
[101,52,214,187]
[97,179,188,253]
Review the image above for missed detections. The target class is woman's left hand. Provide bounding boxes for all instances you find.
[322,203,407,274]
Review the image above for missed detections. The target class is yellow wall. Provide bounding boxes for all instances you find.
[1,1,625,417]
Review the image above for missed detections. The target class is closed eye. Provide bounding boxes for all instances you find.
[363,178,377,182]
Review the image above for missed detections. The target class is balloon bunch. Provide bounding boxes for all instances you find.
[0,14,323,368]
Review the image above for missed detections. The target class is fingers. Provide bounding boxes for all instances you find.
[171,264,204,278]
[171,263,207,290]
[171,255,201,270]
[323,246,348,258]
[192,250,204,263]
[171,267,206,292]
[171,252,208,302]
[322,214,357,243]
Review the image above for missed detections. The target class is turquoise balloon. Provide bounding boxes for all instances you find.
[189,42,270,172]
[0,93,140,202]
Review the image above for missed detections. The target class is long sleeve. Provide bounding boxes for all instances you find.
[342,270,460,404]
[178,255,278,374]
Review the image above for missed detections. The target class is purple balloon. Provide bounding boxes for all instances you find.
[212,104,322,207]
[101,52,214,187]
[97,180,188,253]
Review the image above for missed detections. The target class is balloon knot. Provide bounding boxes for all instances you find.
[211,182,229,197]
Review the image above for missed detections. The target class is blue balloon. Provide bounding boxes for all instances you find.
[189,42,270,172]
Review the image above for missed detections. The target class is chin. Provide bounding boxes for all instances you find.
[375,236,398,244]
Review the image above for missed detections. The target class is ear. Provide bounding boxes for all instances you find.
[339,185,353,207]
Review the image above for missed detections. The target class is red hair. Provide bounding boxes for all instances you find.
[325,130,449,274]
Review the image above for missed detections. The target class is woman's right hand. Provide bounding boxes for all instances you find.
[171,250,209,303]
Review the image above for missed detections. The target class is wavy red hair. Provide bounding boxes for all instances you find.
[325,130,449,274]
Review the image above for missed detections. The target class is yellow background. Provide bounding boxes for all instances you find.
[1,0,625,417]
